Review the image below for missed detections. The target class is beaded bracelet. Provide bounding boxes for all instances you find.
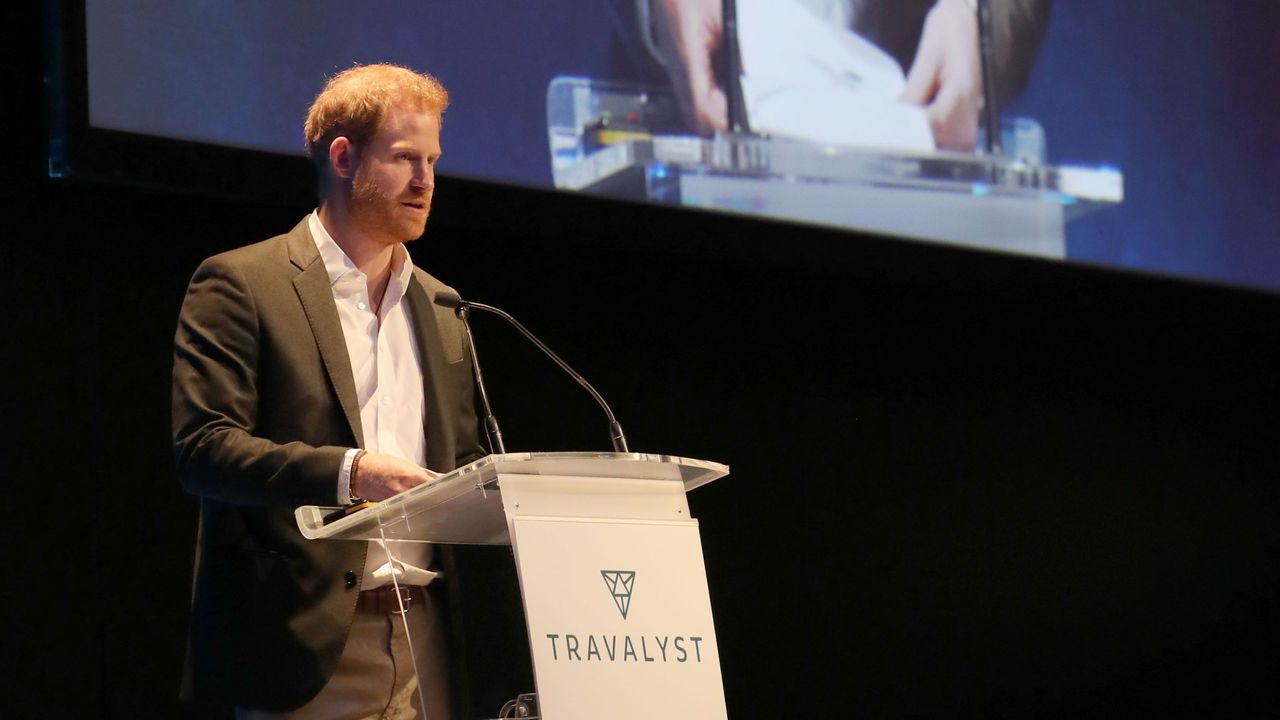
[349,449,367,502]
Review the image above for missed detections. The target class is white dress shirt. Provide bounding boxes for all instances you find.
[309,211,437,589]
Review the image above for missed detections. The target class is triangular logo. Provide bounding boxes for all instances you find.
[600,570,636,620]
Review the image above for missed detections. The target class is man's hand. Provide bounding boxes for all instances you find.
[900,0,983,151]
[353,452,440,502]
[651,0,728,134]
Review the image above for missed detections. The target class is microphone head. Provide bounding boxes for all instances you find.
[433,288,463,310]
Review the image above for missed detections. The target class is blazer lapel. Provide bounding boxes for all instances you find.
[405,277,456,471]
[286,220,366,447]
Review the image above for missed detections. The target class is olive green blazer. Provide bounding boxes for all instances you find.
[172,217,483,711]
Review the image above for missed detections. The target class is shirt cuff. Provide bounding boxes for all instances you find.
[339,447,361,504]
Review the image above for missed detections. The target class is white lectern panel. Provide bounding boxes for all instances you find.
[511,516,727,720]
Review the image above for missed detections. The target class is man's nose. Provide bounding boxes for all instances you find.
[412,162,434,192]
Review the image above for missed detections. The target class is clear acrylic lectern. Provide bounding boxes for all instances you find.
[296,452,731,720]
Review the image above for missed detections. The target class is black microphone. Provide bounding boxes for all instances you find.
[435,289,505,454]
[976,0,1001,155]
[433,290,630,453]
[723,0,752,136]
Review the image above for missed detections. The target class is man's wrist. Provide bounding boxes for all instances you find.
[340,448,366,504]
[350,449,367,501]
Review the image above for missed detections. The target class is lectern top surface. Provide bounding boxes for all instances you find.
[294,451,729,544]
[464,451,728,488]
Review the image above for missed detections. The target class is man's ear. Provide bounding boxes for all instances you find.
[328,137,357,180]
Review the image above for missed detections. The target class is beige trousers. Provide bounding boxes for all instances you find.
[237,592,450,720]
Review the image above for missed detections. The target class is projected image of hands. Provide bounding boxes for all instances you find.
[645,0,1048,152]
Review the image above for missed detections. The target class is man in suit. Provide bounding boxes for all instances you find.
[173,63,484,718]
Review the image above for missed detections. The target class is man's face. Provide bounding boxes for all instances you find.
[348,104,442,245]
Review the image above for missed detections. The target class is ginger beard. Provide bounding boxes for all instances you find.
[348,160,432,246]
[344,105,440,247]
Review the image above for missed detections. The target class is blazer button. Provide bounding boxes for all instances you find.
[344,571,357,588]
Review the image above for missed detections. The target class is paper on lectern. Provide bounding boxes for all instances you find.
[737,0,935,152]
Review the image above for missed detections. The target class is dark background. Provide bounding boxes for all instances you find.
[10,3,1280,717]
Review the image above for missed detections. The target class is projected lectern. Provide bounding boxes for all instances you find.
[296,452,730,720]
